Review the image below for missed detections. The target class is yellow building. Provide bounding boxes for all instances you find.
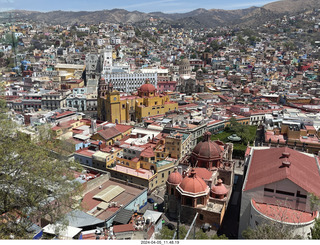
[51,119,85,139]
[54,63,85,80]
[98,79,178,123]
[91,124,133,146]
[224,116,250,127]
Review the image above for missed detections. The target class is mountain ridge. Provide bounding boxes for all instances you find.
[4,0,319,28]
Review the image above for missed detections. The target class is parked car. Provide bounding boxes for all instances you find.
[153,203,158,210]
[147,198,154,203]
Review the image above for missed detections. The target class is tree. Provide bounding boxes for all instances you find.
[242,222,302,239]
[1,33,18,48]
[211,234,228,239]
[308,193,320,239]
[156,225,187,239]
[210,40,219,51]
[90,26,98,33]
[0,99,83,239]
[134,28,141,37]
[228,117,251,144]
[237,35,245,45]
[309,218,320,239]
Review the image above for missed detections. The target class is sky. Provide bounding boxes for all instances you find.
[0,0,279,13]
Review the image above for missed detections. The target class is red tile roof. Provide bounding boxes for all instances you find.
[52,110,75,118]
[97,127,121,140]
[113,224,135,233]
[75,148,96,157]
[115,124,133,133]
[244,147,320,197]
[252,199,317,223]
[305,125,316,131]
[140,147,155,158]
[194,168,212,180]
[147,225,155,239]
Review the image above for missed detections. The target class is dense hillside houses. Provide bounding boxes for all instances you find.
[1,1,320,240]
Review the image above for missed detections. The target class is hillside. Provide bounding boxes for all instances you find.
[6,0,320,28]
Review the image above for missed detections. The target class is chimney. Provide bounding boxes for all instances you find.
[282,150,291,167]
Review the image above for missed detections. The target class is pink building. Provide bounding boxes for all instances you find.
[157,81,176,93]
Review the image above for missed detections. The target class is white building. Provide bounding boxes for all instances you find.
[239,146,320,238]
[102,72,157,93]
[101,45,113,74]
[110,35,121,45]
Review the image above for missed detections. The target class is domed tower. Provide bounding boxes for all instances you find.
[211,179,229,199]
[98,76,106,97]
[167,168,183,190]
[179,58,191,78]
[166,167,183,216]
[176,169,210,207]
[138,79,156,97]
[190,132,223,170]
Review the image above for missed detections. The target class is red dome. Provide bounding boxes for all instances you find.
[178,169,208,194]
[211,179,228,196]
[167,168,183,185]
[192,132,222,160]
[139,80,156,93]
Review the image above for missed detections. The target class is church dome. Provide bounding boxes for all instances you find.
[191,132,222,160]
[211,179,228,196]
[139,79,156,93]
[178,169,208,194]
[180,58,190,66]
[167,168,183,185]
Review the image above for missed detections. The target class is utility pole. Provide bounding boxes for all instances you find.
[184,212,198,240]
[176,197,180,239]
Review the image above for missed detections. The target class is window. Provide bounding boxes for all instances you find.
[186,198,192,206]
[297,191,307,199]
[122,104,125,109]
[276,190,294,196]
[197,198,202,205]
[264,188,274,193]
[162,173,164,178]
